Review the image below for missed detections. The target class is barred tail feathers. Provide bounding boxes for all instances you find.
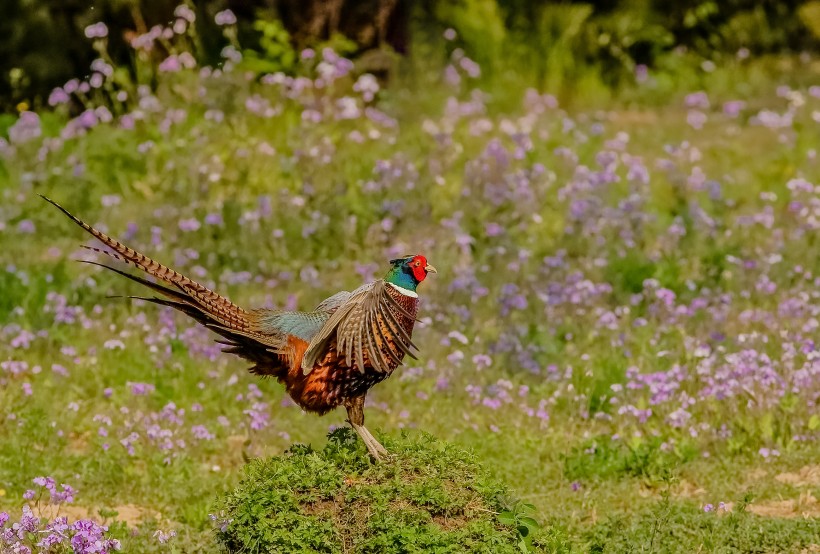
[41,195,250,332]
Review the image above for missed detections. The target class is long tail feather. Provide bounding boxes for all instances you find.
[42,195,249,332]
[79,260,193,305]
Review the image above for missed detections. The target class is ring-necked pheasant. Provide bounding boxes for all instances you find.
[42,196,436,461]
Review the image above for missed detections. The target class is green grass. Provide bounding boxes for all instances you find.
[580,497,820,553]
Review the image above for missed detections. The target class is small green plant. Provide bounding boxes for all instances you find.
[497,500,541,553]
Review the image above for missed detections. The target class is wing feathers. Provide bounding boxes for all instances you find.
[355,323,366,375]
[301,280,419,374]
[366,311,388,373]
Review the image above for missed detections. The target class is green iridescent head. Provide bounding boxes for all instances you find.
[383,254,437,292]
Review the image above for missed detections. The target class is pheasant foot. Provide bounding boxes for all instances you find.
[351,423,388,461]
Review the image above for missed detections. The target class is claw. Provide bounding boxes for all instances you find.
[350,423,388,462]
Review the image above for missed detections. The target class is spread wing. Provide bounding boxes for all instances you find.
[301,280,419,375]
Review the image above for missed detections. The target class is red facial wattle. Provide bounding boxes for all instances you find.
[410,255,428,282]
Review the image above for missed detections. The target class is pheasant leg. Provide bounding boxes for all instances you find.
[345,396,388,461]
[351,423,388,460]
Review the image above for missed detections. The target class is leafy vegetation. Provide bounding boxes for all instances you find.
[216,428,524,553]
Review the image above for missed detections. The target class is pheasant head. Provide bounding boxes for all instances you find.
[384,254,436,294]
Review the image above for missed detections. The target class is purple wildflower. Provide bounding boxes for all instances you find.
[215,9,237,25]
[84,22,108,38]
[129,382,155,396]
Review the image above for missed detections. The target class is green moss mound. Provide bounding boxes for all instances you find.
[214,428,527,553]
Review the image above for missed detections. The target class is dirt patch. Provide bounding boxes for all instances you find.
[747,491,820,519]
[775,466,820,488]
[638,478,706,499]
[226,434,250,451]
[206,434,261,470]
[31,504,93,522]
[746,468,768,481]
[302,495,480,549]
[302,499,339,516]
[110,504,163,525]
[673,479,707,499]
[31,503,162,526]
[67,431,91,454]
[432,513,472,531]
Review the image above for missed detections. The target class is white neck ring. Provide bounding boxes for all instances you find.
[387,282,418,298]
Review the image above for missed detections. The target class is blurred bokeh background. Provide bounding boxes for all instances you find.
[3,0,820,110]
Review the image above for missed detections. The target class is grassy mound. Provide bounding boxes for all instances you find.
[213,428,534,553]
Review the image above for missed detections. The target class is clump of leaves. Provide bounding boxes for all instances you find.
[239,16,297,74]
[214,428,532,553]
[497,499,541,553]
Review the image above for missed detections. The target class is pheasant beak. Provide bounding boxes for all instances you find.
[425,264,437,274]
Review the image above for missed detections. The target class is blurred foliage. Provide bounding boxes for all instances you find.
[800,0,820,39]
[1,0,819,110]
[239,17,298,74]
[427,0,817,89]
